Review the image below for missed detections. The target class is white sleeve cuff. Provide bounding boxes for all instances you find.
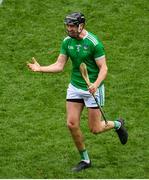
[95,55,105,61]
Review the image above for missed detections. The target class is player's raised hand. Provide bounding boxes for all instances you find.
[27,57,41,72]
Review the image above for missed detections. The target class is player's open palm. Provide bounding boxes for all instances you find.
[27,57,40,72]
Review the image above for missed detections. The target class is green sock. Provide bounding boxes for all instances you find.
[79,149,90,163]
[114,120,121,130]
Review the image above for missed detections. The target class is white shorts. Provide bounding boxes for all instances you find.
[66,83,105,107]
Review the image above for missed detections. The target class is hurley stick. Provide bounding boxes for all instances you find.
[80,63,108,124]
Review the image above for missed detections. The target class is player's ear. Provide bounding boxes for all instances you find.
[78,23,84,33]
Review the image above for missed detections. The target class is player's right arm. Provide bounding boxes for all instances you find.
[27,54,68,73]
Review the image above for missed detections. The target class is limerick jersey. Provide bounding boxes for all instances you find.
[60,31,105,90]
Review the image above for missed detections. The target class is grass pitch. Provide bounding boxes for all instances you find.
[0,0,148,178]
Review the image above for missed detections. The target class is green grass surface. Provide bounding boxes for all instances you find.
[0,0,148,178]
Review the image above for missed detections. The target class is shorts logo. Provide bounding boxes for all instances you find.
[91,102,97,105]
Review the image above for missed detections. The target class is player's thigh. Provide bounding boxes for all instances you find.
[88,108,102,132]
[66,101,84,128]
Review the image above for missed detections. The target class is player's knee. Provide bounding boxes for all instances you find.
[67,120,78,130]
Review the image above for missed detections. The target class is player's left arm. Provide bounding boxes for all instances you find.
[89,57,108,94]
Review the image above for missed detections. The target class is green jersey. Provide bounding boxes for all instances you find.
[60,31,105,90]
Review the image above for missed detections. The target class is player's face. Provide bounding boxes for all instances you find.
[65,24,79,38]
